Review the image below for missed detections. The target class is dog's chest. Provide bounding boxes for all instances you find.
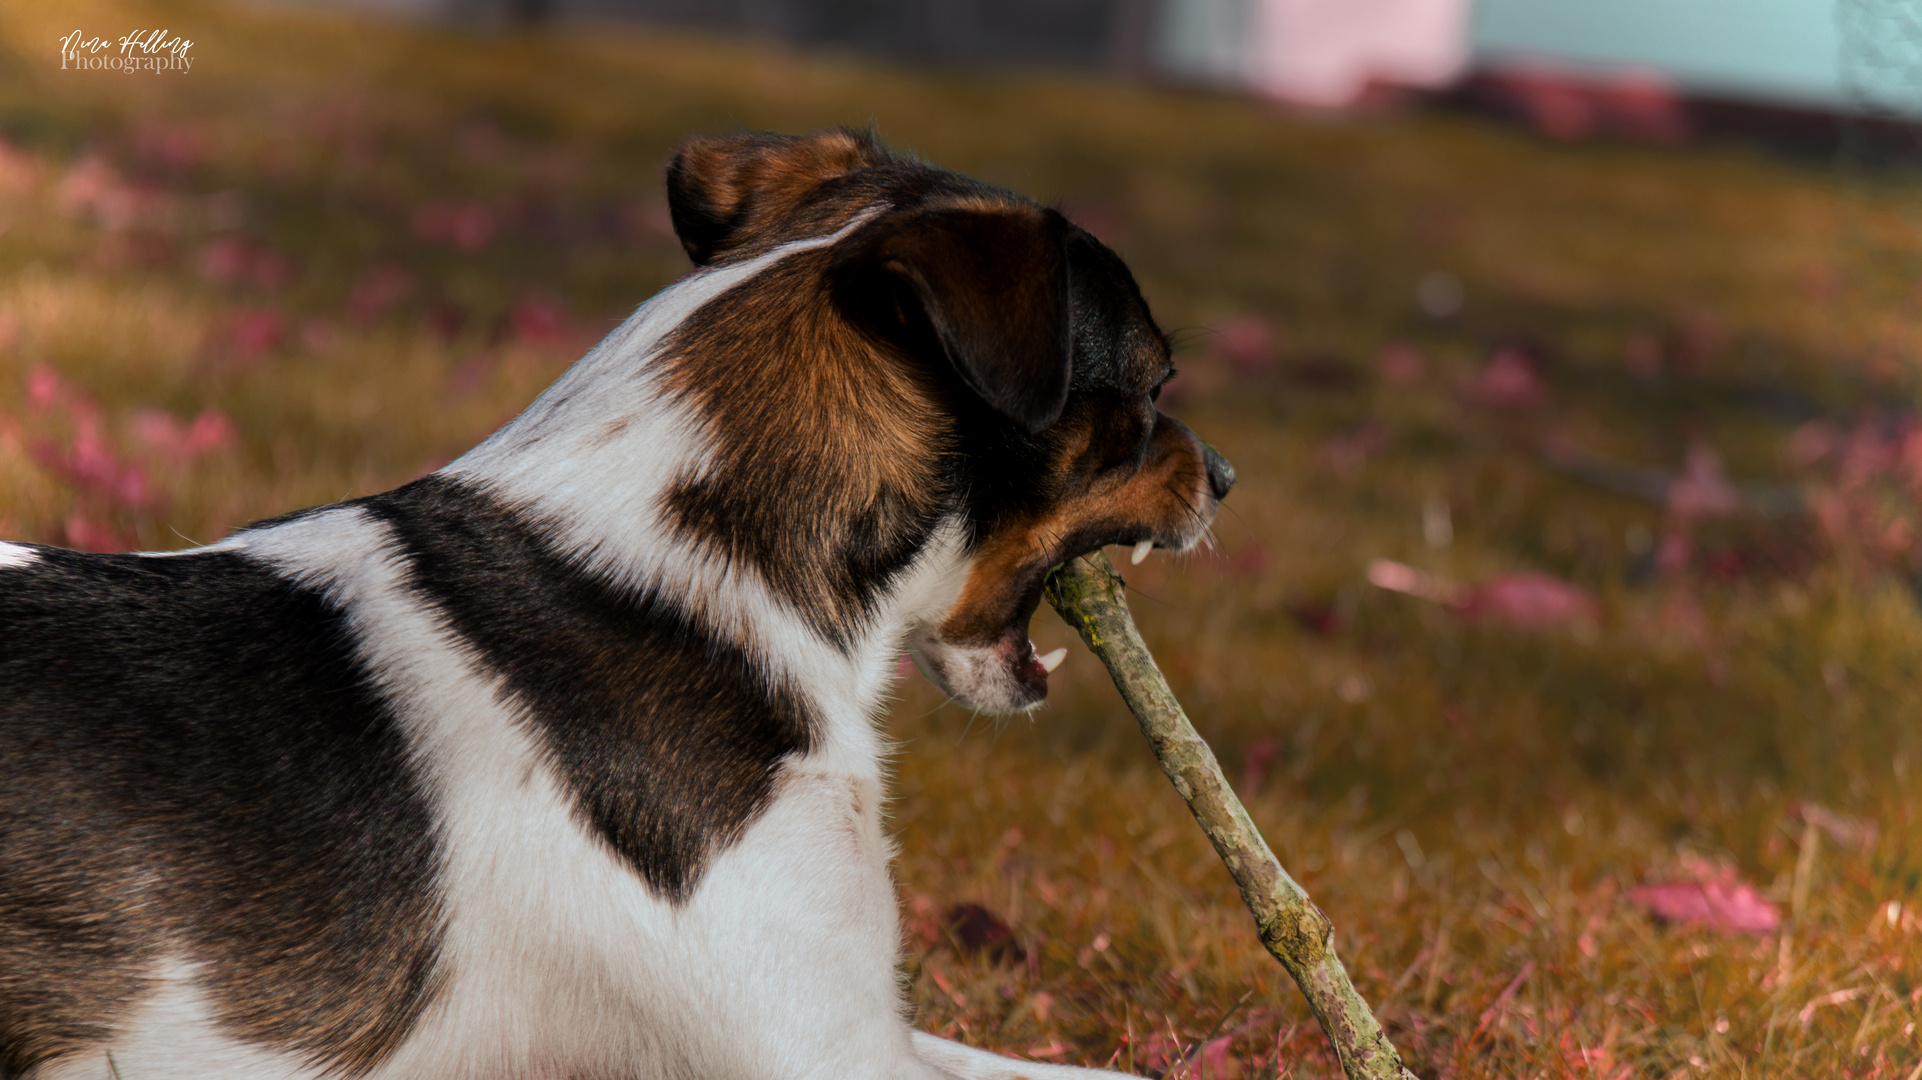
[375,750,899,1080]
[189,491,914,1076]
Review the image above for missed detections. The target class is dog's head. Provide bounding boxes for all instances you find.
[663,130,1233,713]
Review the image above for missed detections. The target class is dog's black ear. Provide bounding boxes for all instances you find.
[666,131,875,265]
[839,206,1072,435]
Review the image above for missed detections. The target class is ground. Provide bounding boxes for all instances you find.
[3,2,1921,1077]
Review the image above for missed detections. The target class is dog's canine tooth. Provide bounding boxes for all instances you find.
[1037,647,1068,674]
[1131,540,1153,566]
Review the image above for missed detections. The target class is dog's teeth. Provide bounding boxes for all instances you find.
[1037,647,1068,674]
[1131,540,1153,565]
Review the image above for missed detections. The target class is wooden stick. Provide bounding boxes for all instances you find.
[1043,552,1418,1080]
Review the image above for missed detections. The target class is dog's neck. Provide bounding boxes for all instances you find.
[442,220,969,733]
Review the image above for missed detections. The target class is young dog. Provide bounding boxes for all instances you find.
[0,130,1234,1080]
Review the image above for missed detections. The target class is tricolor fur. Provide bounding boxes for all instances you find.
[0,131,1234,1080]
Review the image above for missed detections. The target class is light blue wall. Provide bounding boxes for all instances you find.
[1472,0,1922,115]
[1158,0,1922,116]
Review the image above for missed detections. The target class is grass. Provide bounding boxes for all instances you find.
[4,1,1922,1076]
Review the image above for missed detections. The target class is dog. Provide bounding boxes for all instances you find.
[0,130,1234,1080]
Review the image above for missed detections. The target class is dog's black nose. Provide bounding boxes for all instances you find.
[1203,444,1235,500]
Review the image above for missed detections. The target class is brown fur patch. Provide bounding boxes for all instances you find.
[660,247,953,641]
[940,406,1211,646]
[668,131,888,265]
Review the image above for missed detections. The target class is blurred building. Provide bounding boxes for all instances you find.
[436,0,1163,72]
[305,0,1922,134]
[1157,0,1471,106]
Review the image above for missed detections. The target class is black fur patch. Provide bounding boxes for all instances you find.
[834,204,1073,434]
[367,475,817,903]
[0,546,444,1076]
[942,222,1175,543]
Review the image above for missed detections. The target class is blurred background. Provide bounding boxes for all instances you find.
[5,1,1922,1076]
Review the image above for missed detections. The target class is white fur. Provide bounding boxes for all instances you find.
[66,218,1132,1079]
[38,960,324,1080]
[446,214,902,744]
[905,626,1042,716]
[0,541,38,569]
[229,501,1119,1079]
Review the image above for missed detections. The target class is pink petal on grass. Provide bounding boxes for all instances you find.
[1452,572,1598,627]
[35,417,154,510]
[1319,421,1390,475]
[1366,558,1460,604]
[447,206,495,251]
[510,295,566,343]
[1370,560,1599,628]
[1786,419,1837,469]
[1212,316,1275,377]
[56,157,127,223]
[412,201,495,251]
[1199,1035,1234,1075]
[183,409,237,456]
[192,236,291,292]
[224,310,288,362]
[63,514,131,553]
[26,365,64,410]
[1239,735,1283,795]
[1464,346,1546,407]
[138,408,237,460]
[347,266,415,324]
[1376,342,1424,385]
[133,122,208,170]
[0,135,44,194]
[1667,441,1741,518]
[1629,880,1780,934]
[130,408,186,454]
[196,237,253,284]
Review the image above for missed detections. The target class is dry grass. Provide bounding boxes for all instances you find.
[3,1,1921,1076]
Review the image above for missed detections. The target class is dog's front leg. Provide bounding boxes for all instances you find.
[910,1032,1137,1079]
[663,764,962,1080]
[683,766,1136,1079]
[679,758,1136,1079]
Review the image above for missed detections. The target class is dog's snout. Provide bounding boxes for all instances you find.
[1203,444,1235,501]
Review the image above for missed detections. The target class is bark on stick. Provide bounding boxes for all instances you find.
[1043,552,1417,1080]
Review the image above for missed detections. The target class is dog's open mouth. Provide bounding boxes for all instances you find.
[905,623,1059,715]
[904,557,1092,714]
[1003,630,1071,698]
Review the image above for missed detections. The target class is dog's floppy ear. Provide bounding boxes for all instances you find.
[839,205,1073,435]
[666,131,874,265]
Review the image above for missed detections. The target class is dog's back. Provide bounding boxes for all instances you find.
[0,539,442,1076]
